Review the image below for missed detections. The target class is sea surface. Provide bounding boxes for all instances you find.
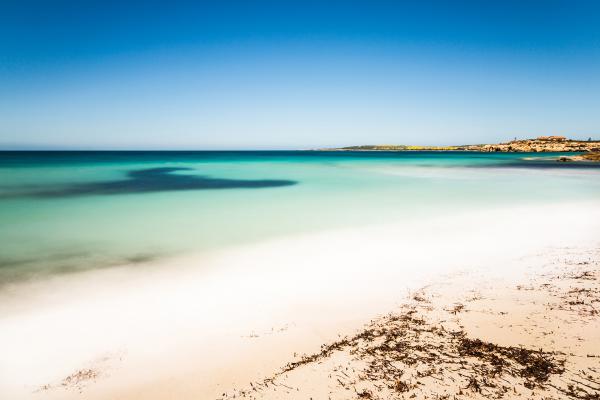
[1,151,599,286]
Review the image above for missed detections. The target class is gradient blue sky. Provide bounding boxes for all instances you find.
[1,0,599,149]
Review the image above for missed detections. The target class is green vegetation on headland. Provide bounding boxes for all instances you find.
[331,145,468,151]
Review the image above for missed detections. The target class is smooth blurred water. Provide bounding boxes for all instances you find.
[1,151,599,285]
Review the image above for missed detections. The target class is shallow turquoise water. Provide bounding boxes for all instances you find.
[1,151,599,284]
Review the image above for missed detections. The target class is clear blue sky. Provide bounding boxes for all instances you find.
[1,0,599,149]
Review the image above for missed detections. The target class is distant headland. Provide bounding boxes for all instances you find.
[321,136,600,154]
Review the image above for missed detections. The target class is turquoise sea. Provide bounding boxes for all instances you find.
[1,151,599,286]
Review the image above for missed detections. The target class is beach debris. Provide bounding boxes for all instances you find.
[448,303,465,314]
[219,246,600,400]
[36,368,100,394]
[219,304,571,399]
[34,350,125,394]
[241,323,294,339]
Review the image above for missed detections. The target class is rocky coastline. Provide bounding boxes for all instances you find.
[325,136,600,155]
[469,136,600,153]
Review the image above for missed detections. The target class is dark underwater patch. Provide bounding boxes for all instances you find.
[7,167,297,198]
[0,250,163,287]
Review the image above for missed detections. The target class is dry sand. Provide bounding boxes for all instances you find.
[1,202,599,399]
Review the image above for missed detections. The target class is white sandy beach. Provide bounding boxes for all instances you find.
[1,201,600,399]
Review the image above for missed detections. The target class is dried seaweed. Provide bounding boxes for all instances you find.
[220,250,600,400]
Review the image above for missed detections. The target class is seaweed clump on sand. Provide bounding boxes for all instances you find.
[456,336,565,387]
[220,308,572,400]
[220,251,600,400]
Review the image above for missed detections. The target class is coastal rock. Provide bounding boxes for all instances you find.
[467,136,600,153]
[582,152,600,161]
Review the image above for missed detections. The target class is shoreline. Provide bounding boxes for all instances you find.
[1,201,600,399]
